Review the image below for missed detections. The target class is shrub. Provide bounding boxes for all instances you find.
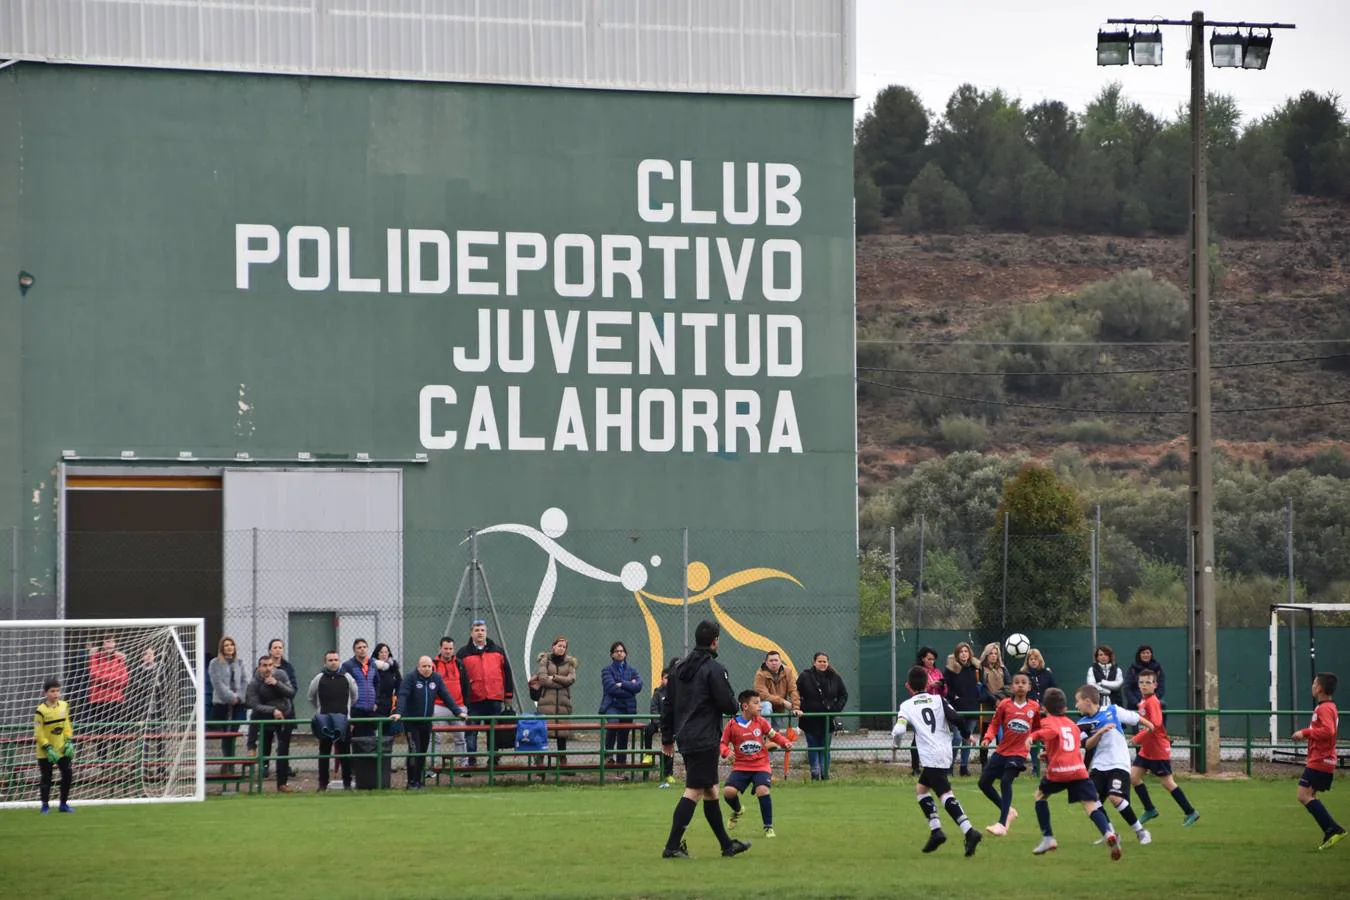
[937,414,990,452]
[1078,269,1186,343]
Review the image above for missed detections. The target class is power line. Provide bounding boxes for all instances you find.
[857,338,1350,347]
[857,379,1350,415]
[857,353,1349,378]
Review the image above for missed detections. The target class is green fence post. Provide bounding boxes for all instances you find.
[1244,712,1253,777]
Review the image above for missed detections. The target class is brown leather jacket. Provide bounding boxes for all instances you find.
[754,664,800,712]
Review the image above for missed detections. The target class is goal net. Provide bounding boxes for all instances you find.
[0,618,204,808]
[1269,603,1350,747]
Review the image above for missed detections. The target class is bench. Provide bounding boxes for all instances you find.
[205,731,259,793]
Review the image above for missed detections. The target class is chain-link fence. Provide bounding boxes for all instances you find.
[3,525,860,721]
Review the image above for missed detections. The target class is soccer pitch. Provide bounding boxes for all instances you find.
[0,777,1345,899]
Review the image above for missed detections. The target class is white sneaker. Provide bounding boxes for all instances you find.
[1093,835,1107,845]
[1137,829,1152,845]
[1033,836,1058,855]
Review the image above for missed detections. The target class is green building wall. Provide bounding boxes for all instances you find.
[0,65,858,701]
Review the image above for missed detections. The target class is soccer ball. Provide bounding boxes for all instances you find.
[1005,633,1030,658]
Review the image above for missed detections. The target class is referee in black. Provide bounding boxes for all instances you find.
[660,619,751,858]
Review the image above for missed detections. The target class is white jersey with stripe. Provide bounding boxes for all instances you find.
[895,692,956,769]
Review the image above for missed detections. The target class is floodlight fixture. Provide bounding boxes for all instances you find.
[1210,30,1245,68]
[1097,28,1132,65]
[1131,28,1163,65]
[1242,30,1273,69]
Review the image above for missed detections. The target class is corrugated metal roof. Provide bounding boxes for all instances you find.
[0,0,856,98]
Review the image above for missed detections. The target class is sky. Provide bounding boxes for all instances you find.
[854,0,1350,126]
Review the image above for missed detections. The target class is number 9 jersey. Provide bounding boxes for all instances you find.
[894,692,959,769]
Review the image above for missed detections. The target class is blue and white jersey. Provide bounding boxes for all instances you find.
[1077,703,1141,772]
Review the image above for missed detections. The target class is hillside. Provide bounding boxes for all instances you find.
[856,197,1350,494]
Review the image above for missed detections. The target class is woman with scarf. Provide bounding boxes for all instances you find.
[534,635,578,763]
[976,642,1011,768]
[944,641,981,777]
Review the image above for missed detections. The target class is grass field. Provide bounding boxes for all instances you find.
[1,776,1346,899]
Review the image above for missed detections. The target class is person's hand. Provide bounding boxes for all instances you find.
[265,676,277,686]
[46,746,60,764]
[272,709,284,720]
[1291,730,1306,742]
[62,744,74,760]
[458,709,469,720]
[662,743,674,757]
[1098,722,1116,733]
[389,713,402,722]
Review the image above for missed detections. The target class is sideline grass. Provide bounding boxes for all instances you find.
[0,777,1346,899]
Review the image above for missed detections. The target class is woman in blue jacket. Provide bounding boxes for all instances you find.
[599,641,643,768]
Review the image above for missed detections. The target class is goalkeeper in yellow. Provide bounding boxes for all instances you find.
[35,678,75,813]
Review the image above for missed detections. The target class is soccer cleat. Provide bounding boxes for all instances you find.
[722,839,752,857]
[1138,829,1152,845]
[922,829,948,853]
[1320,827,1347,851]
[728,809,744,830]
[1138,808,1159,824]
[1183,811,1200,827]
[1032,836,1059,855]
[1007,807,1019,826]
[658,781,671,789]
[986,823,1007,836]
[40,805,49,815]
[1093,835,1107,845]
[661,845,690,859]
[964,829,982,857]
[764,826,777,838]
[58,803,74,814]
[1106,831,1121,861]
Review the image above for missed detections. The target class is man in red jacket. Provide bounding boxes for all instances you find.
[85,636,130,761]
[456,620,514,768]
[432,637,470,768]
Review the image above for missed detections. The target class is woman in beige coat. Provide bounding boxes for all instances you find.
[534,635,578,761]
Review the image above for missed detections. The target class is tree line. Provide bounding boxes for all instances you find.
[857,451,1350,633]
[854,83,1350,237]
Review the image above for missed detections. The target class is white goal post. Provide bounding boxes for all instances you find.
[0,618,205,809]
[1269,604,1350,746]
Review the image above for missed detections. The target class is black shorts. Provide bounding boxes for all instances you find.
[918,766,953,795]
[984,752,1027,778]
[725,770,773,794]
[682,749,719,789]
[1133,755,1173,777]
[1299,767,1334,793]
[1092,768,1132,801]
[1039,777,1099,804]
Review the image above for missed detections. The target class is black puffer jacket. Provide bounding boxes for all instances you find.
[796,666,848,738]
[660,648,736,753]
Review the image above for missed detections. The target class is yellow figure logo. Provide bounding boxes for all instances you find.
[633,561,802,688]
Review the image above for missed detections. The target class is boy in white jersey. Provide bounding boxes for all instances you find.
[1075,684,1155,845]
[893,666,982,857]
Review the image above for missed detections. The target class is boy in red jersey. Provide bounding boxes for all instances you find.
[1292,672,1346,850]
[1026,687,1121,860]
[978,672,1040,836]
[1128,670,1199,827]
[721,690,795,838]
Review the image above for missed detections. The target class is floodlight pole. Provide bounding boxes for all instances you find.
[1105,11,1295,774]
